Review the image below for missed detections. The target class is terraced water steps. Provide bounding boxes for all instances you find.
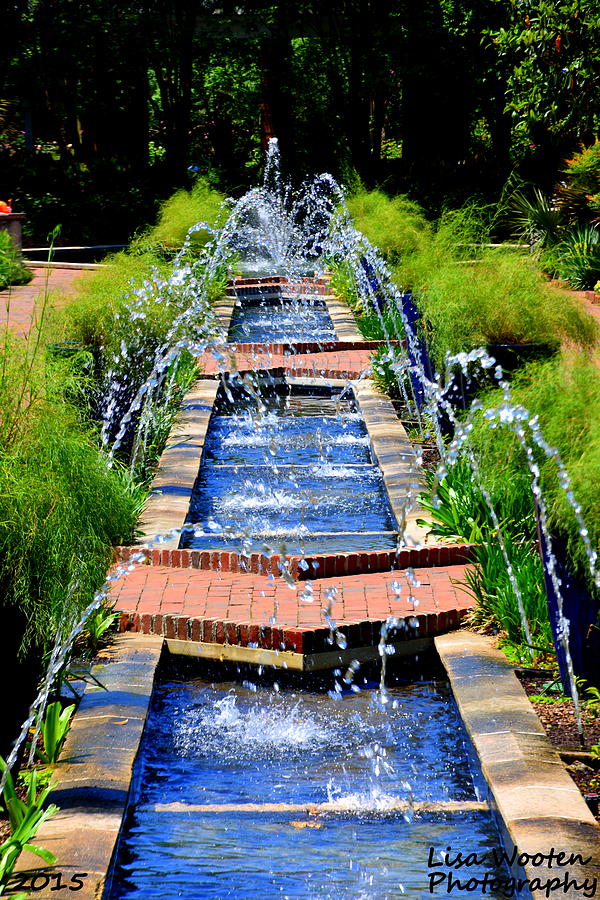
[115,273,476,657]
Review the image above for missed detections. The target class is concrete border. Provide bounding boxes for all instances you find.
[436,632,600,896]
[137,379,218,549]
[324,293,365,341]
[354,379,429,547]
[213,293,237,337]
[9,633,163,900]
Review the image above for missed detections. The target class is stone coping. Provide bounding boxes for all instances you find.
[324,293,366,342]
[354,379,429,547]
[136,379,218,549]
[10,633,163,900]
[212,294,236,339]
[436,632,600,895]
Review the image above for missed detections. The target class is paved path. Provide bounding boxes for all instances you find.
[112,564,471,626]
[0,265,91,335]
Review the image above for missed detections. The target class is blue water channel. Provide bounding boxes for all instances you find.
[228,292,336,343]
[180,380,399,554]
[108,677,514,899]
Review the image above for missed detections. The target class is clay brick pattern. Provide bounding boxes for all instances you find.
[116,543,477,578]
[111,564,474,653]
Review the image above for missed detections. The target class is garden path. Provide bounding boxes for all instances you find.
[0,264,92,336]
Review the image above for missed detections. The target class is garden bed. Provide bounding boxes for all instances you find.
[517,669,600,820]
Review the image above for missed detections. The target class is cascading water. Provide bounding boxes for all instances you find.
[106,671,515,900]
[5,140,598,900]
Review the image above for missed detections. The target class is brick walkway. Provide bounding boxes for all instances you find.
[0,265,91,335]
[111,564,473,654]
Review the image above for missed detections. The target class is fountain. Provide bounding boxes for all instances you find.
[5,139,600,899]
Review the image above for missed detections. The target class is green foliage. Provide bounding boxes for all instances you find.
[405,244,596,366]
[463,536,550,650]
[468,355,600,590]
[59,248,226,367]
[0,402,145,651]
[393,203,493,290]
[132,178,228,253]
[344,189,430,263]
[34,701,75,765]
[58,251,170,353]
[0,233,31,291]
[507,145,600,288]
[417,459,490,544]
[557,141,600,220]
[507,185,562,249]
[555,224,600,290]
[57,244,227,468]
[369,345,409,401]
[77,603,118,656]
[485,0,600,159]
[356,306,405,342]
[129,350,200,484]
[0,328,145,652]
[418,456,550,653]
[0,758,57,896]
[328,262,362,317]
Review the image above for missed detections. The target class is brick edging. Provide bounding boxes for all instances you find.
[115,542,476,579]
[118,607,471,652]
[226,339,400,355]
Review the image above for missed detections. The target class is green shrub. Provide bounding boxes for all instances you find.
[463,538,551,651]
[58,250,170,353]
[34,701,75,764]
[468,355,600,590]
[0,757,57,896]
[555,224,600,290]
[507,185,562,250]
[0,232,32,290]
[404,246,597,367]
[418,457,550,653]
[132,177,228,253]
[56,246,227,463]
[0,358,144,651]
[505,144,600,289]
[344,188,430,263]
[556,142,600,223]
[328,261,363,316]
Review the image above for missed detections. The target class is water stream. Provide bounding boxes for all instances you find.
[108,672,514,900]
[4,140,598,900]
[181,378,398,555]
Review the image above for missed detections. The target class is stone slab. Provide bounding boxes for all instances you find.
[436,632,600,896]
[11,633,163,900]
[354,379,429,546]
[137,379,218,548]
